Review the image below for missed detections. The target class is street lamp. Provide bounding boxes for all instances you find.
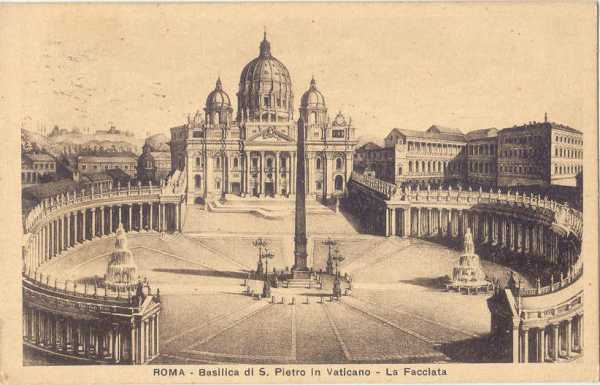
[322,237,338,275]
[332,247,345,299]
[253,238,269,277]
[262,248,274,298]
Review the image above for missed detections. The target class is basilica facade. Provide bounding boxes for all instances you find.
[170,33,357,204]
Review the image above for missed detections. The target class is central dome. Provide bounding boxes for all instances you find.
[237,32,293,123]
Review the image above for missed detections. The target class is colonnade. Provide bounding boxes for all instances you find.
[512,314,584,363]
[382,207,565,265]
[24,201,183,270]
[23,304,160,364]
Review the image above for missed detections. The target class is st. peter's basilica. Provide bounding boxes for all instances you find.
[169,33,358,204]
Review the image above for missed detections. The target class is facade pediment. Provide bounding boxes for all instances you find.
[246,127,295,144]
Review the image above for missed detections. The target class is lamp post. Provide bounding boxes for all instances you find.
[253,238,269,277]
[262,248,274,298]
[332,247,345,299]
[323,237,337,275]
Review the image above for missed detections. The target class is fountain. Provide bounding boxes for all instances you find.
[446,228,493,294]
[104,223,139,291]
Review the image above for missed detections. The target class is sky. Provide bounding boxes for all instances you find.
[1,3,596,144]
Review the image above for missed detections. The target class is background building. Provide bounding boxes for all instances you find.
[138,134,172,182]
[21,152,57,186]
[497,119,583,188]
[354,117,583,193]
[170,34,357,204]
[356,125,467,187]
[465,128,498,188]
[77,151,138,177]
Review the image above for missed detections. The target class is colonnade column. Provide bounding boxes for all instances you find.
[73,211,78,244]
[522,328,529,363]
[538,328,545,362]
[109,206,113,234]
[100,206,105,236]
[565,319,572,357]
[139,204,143,231]
[149,203,154,232]
[91,208,96,238]
[552,323,559,361]
[82,209,87,241]
[128,205,133,231]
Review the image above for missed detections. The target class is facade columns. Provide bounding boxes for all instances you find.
[149,203,154,232]
[82,209,87,241]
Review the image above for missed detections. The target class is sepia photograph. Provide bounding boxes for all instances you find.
[1,2,598,384]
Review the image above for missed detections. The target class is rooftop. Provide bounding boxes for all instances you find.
[389,128,466,142]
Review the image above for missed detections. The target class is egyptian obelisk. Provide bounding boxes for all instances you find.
[292,117,308,272]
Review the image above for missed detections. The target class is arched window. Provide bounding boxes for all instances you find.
[334,175,344,191]
[216,157,221,169]
[196,157,201,167]
[195,175,202,188]
[421,161,426,173]
[233,157,239,168]
[316,157,322,170]
[267,158,273,168]
[310,111,317,125]
[398,166,402,175]
[335,157,343,170]
[408,161,413,173]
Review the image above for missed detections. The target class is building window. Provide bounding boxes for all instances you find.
[316,157,322,170]
[195,175,202,188]
[332,129,344,138]
[267,158,273,168]
[264,96,271,107]
[216,158,221,169]
[335,158,343,170]
[196,157,201,167]
[233,157,239,168]
[316,181,322,190]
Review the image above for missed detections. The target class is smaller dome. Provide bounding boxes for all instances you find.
[205,78,231,110]
[301,77,326,109]
[145,133,169,152]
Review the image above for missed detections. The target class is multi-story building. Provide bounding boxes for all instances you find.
[354,118,582,191]
[21,152,57,186]
[353,142,382,175]
[77,151,138,177]
[357,125,467,187]
[497,119,583,188]
[465,128,498,188]
[170,33,357,204]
